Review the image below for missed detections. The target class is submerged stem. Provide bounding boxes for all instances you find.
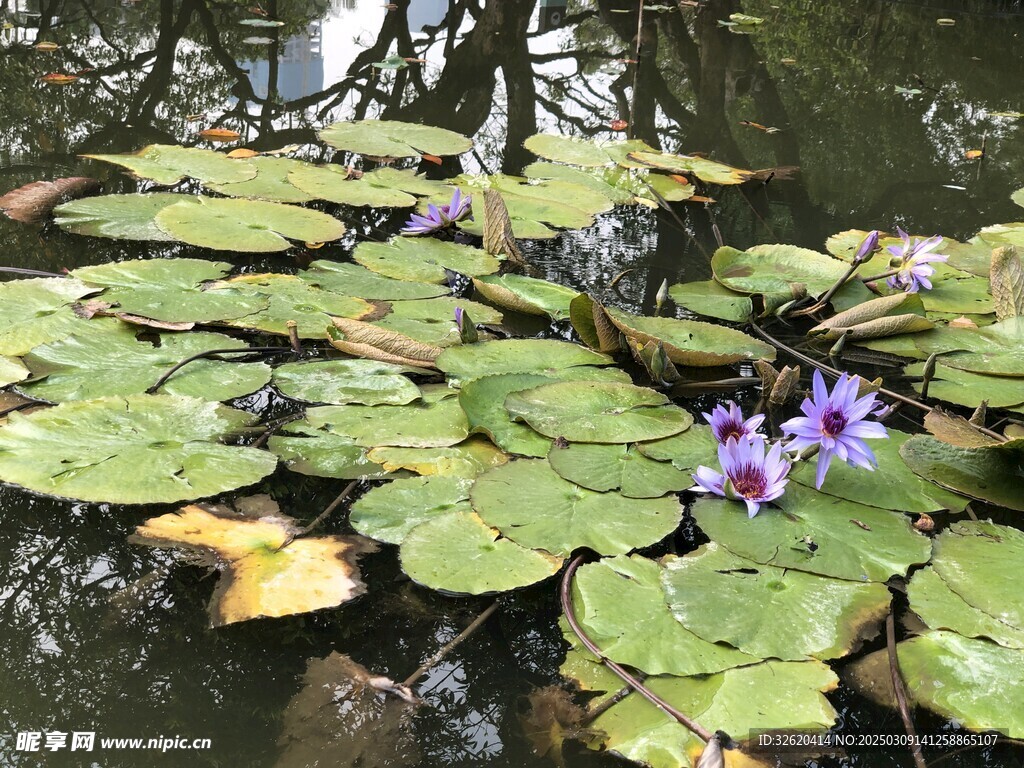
[402,601,500,687]
[146,346,290,393]
[886,608,928,768]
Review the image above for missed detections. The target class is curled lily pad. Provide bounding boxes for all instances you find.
[371,297,502,346]
[399,510,563,595]
[604,307,775,366]
[83,144,257,185]
[354,237,501,284]
[288,165,450,207]
[214,274,380,338]
[20,321,271,402]
[436,339,613,384]
[154,196,345,252]
[53,193,181,241]
[328,318,442,368]
[271,359,425,406]
[0,277,98,356]
[132,502,375,626]
[269,424,391,480]
[471,459,682,556]
[900,435,1024,511]
[0,395,277,503]
[71,258,268,324]
[571,555,757,676]
[713,244,848,296]
[472,273,580,319]
[297,385,467,448]
[691,483,931,582]
[918,318,1024,376]
[662,543,890,661]
[791,428,968,513]
[299,260,448,300]
[504,381,692,443]
[547,442,691,498]
[204,156,315,203]
[350,476,473,545]
[319,119,473,158]
[366,436,509,477]
[459,369,632,458]
[668,280,753,322]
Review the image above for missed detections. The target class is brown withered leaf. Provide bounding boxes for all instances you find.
[328,317,441,368]
[520,686,602,767]
[753,359,779,392]
[276,652,420,768]
[949,315,979,329]
[969,401,988,427]
[769,364,800,406]
[198,128,241,142]
[924,407,999,448]
[226,148,259,158]
[990,245,1024,321]
[815,313,934,341]
[115,312,195,331]
[0,176,99,223]
[39,72,79,84]
[34,41,60,52]
[568,293,619,353]
[810,293,922,335]
[72,299,114,319]
[483,189,525,266]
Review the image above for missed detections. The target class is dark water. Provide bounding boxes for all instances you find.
[1,1,1023,767]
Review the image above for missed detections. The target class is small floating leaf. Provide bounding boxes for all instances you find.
[54,193,181,241]
[547,442,692,498]
[83,144,257,185]
[0,277,99,357]
[367,436,509,477]
[667,280,753,322]
[272,359,424,406]
[436,339,613,384]
[350,476,474,545]
[319,119,472,158]
[354,237,501,284]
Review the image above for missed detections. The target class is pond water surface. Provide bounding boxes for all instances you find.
[1,1,1023,767]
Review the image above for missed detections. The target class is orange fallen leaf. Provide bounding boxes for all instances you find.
[669,174,690,185]
[199,128,241,142]
[686,195,717,205]
[185,114,207,122]
[421,153,443,166]
[403,57,427,64]
[39,73,79,85]
[609,119,629,131]
[305,241,325,249]
[33,41,60,52]
[227,148,260,158]
[965,148,984,160]
[247,5,268,14]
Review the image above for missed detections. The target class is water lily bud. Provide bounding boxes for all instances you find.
[914,513,935,533]
[853,230,880,264]
[454,306,478,343]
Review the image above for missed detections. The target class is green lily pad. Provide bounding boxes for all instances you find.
[667,280,753,322]
[909,568,1024,650]
[635,424,720,469]
[923,521,1024,641]
[919,318,1024,376]
[83,144,258,185]
[522,161,694,205]
[0,277,98,357]
[906,360,1024,408]
[504,381,692,443]
[155,196,345,252]
[436,339,613,384]
[53,193,181,241]
[299,385,467,448]
[71,259,268,324]
[214,273,379,338]
[662,543,890,660]
[627,151,753,185]
[791,428,968,513]
[288,165,449,207]
[319,120,473,158]
[299,260,448,300]
[470,459,682,556]
[371,297,502,346]
[881,631,1024,738]
[691,483,932,582]
[268,424,391,480]
[0,395,277,504]
[472,273,580,319]
[605,307,775,366]
[547,442,691,498]
[523,134,624,166]
[900,435,1024,511]
[564,649,838,768]
[919,275,993,316]
[366,436,509,477]
[713,244,848,296]
[458,369,631,458]
[353,237,501,284]
[399,509,563,595]
[271,359,425,406]
[204,156,315,203]
[0,356,29,387]
[349,476,474,545]
[571,555,757,676]
[19,321,271,402]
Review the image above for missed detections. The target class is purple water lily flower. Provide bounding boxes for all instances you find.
[853,230,880,264]
[454,305,478,343]
[703,401,765,444]
[691,435,791,518]
[780,370,889,489]
[401,188,473,236]
[885,227,948,293]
